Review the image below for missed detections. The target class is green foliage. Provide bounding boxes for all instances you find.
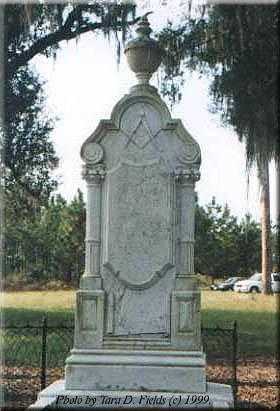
[4,67,59,278]
[4,2,136,287]
[3,2,137,243]
[237,215,262,277]
[158,5,279,165]
[42,190,86,283]
[5,190,86,284]
[5,67,58,202]
[158,5,276,294]
[5,2,137,76]
[5,194,262,284]
[195,198,261,277]
[4,1,137,202]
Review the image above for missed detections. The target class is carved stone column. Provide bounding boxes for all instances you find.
[175,169,200,287]
[80,146,106,290]
[73,146,106,350]
[171,168,202,350]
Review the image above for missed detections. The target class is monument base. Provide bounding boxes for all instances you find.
[30,380,234,409]
[65,349,206,393]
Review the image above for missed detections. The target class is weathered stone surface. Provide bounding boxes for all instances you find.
[76,86,201,343]
[65,350,206,392]
[31,15,233,409]
[64,74,205,391]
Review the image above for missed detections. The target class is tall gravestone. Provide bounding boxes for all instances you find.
[31,15,233,409]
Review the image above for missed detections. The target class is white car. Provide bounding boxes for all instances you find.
[234,272,280,293]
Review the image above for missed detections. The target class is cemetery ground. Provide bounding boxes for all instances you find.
[2,289,279,409]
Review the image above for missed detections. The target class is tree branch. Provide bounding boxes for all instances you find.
[7,14,139,77]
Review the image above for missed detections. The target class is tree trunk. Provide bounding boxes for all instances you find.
[275,158,280,272]
[0,5,4,290]
[258,158,272,294]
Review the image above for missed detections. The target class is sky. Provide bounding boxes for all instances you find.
[33,3,276,223]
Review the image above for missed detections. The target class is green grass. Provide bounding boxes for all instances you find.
[2,289,278,363]
[2,291,75,366]
[2,290,75,325]
[201,290,278,356]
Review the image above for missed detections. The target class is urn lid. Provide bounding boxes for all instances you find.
[124,12,163,85]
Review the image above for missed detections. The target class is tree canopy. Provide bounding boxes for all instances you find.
[5,190,85,285]
[5,66,58,203]
[158,4,279,166]
[5,194,261,286]
[5,2,137,78]
[158,4,278,294]
[195,198,261,278]
[3,2,138,204]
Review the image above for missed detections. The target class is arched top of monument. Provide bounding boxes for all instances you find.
[81,14,201,175]
[110,84,171,127]
[81,90,201,168]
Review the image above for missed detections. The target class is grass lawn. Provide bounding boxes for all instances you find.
[2,289,279,358]
[201,290,279,356]
[3,290,75,324]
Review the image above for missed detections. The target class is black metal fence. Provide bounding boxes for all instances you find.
[202,321,238,406]
[2,320,279,409]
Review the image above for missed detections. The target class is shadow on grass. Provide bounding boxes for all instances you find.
[3,307,74,326]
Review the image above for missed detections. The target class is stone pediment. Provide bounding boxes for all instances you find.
[81,87,201,180]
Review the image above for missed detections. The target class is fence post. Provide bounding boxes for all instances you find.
[232,320,238,408]
[40,316,47,391]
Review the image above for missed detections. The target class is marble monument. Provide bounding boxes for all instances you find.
[31,14,233,409]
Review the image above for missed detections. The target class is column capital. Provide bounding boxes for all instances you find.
[174,167,200,184]
[82,163,106,183]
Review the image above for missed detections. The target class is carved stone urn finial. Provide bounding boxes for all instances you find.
[124,12,163,86]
